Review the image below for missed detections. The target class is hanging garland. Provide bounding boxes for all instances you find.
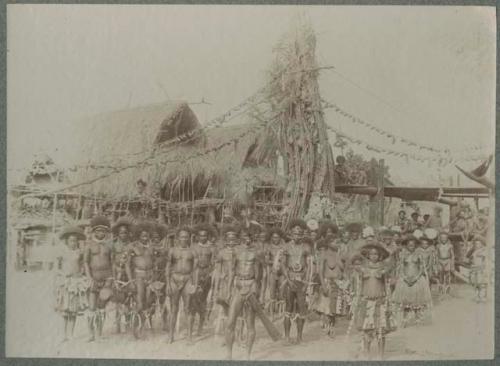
[322,99,490,158]
[326,123,487,166]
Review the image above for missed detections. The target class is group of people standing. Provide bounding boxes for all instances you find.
[52,206,491,360]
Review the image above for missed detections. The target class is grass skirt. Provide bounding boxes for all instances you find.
[470,266,488,286]
[355,297,396,333]
[312,279,349,316]
[55,276,89,315]
[392,275,432,309]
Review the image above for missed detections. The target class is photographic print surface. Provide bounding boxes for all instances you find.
[6,4,496,361]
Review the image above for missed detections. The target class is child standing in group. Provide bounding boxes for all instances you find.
[353,243,396,360]
[54,226,89,342]
[468,236,489,303]
[418,229,438,287]
[347,254,363,320]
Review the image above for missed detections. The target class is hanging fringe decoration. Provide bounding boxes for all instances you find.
[267,17,335,228]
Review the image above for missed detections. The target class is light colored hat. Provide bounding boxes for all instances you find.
[307,219,319,231]
[362,226,375,238]
[390,225,402,233]
[413,229,424,239]
[424,228,438,240]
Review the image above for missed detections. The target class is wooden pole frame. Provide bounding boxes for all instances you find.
[368,159,385,227]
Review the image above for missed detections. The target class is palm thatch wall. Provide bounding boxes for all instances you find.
[68,101,284,203]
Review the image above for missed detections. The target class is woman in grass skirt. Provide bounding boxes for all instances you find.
[353,243,396,359]
[313,239,348,338]
[54,226,90,341]
[392,235,432,326]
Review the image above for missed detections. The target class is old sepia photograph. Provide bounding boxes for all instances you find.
[5,4,496,361]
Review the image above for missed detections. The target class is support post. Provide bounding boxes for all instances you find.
[368,159,385,227]
[52,193,58,236]
[377,159,385,226]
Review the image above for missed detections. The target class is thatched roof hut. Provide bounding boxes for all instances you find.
[69,101,284,203]
[75,101,204,164]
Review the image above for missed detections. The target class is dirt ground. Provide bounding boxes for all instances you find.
[6,269,494,360]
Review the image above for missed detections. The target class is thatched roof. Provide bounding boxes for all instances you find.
[75,102,204,166]
[69,101,283,201]
[158,122,284,202]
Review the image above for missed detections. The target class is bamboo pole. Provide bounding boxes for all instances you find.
[52,193,57,236]
[190,175,195,226]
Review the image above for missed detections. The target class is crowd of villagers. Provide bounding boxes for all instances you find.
[53,202,490,360]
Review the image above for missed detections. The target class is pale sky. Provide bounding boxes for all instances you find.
[7,5,496,186]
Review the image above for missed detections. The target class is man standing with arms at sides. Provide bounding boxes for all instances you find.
[436,230,455,295]
[214,226,239,343]
[282,219,311,344]
[254,225,268,252]
[225,226,270,360]
[317,238,345,338]
[150,222,169,331]
[245,224,267,304]
[345,222,364,263]
[192,224,217,336]
[379,228,399,293]
[150,222,169,283]
[253,226,269,303]
[165,227,198,343]
[83,215,114,342]
[111,217,133,281]
[126,222,156,336]
[265,228,286,312]
[55,226,87,342]
[335,229,351,267]
[110,217,133,334]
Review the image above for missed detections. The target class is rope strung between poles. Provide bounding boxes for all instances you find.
[325,122,488,165]
[321,99,489,158]
[14,110,278,201]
